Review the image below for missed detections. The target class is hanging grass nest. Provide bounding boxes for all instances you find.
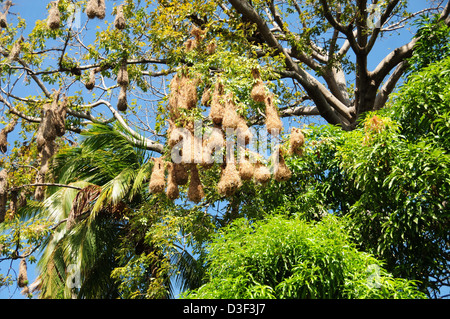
[86,0,106,19]
[117,85,128,112]
[264,93,282,135]
[209,79,225,125]
[0,117,17,153]
[222,93,240,130]
[250,68,266,103]
[190,25,206,41]
[254,161,271,184]
[18,258,28,288]
[184,38,198,53]
[288,127,305,156]
[117,59,129,86]
[179,72,200,110]
[114,4,126,30]
[201,87,211,106]
[166,162,180,200]
[8,190,17,219]
[35,140,56,201]
[8,36,24,62]
[238,148,254,181]
[47,1,60,30]
[172,162,189,186]
[85,68,97,90]
[167,118,183,148]
[217,160,242,197]
[187,164,204,203]
[206,40,217,55]
[273,151,292,182]
[0,169,8,223]
[36,90,66,151]
[149,157,166,194]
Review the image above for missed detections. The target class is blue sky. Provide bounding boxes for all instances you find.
[0,0,444,299]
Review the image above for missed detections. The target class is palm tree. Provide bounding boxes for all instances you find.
[28,123,204,298]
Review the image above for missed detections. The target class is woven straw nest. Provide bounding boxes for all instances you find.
[273,151,292,182]
[166,162,180,200]
[0,169,8,223]
[8,36,24,62]
[250,68,266,103]
[34,90,67,201]
[187,164,204,203]
[0,117,17,153]
[114,4,126,30]
[47,1,60,30]
[18,258,28,288]
[209,79,225,125]
[254,161,272,184]
[86,0,106,20]
[149,157,166,194]
[217,160,242,197]
[264,93,282,136]
[288,127,305,156]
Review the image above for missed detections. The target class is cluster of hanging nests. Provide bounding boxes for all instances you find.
[47,0,129,111]
[147,26,306,203]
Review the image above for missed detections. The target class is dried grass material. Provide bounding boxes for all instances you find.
[190,25,206,41]
[0,169,8,223]
[34,140,56,201]
[264,94,282,135]
[184,38,198,53]
[86,0,105,19]
[0,12,6,29]
[117,60,129,86]
[168,74,181,118]
[117,85,128,112]
[166,163,179,200]
[250,68,266,103]
[250,79,266,103]
[149,157,166,194]
[18,259,28,288]
[96,0,106,19]
[254,162,271,184]
[206,41,217,55]
[217,161,242,197]
[86,0,97,19]
[114,4,126,30]
[222,93,240,129]
[54,95,67,137]
[238,148,254,181]
[0,117,17,153]
[187,165,204,203]
[85,68,96,90]
[179,73,200,110]
[47,1,60,30]
[289,127,305,156]
[173,162,189,185]
[167,119,183,148]
[9,36,24,62]
[201,87,211,106]
[209,80,225,125]
[8,190,17,219]
[274,153,292,182]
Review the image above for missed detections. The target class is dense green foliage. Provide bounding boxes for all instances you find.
[183,215,426,299]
